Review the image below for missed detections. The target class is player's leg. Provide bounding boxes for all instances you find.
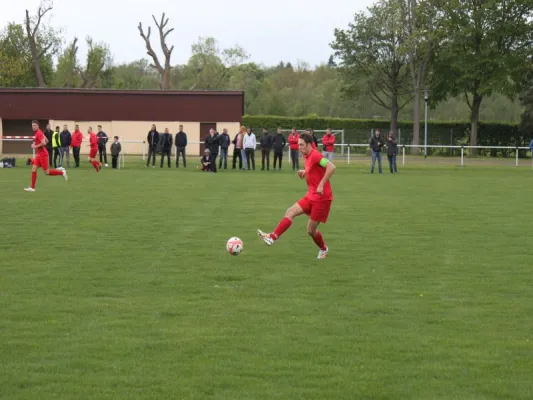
[308,200,331,259]
[25,163,39,191]
[43,155,67,179]
[258,199,308,245]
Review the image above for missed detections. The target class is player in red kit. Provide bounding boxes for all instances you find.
[258,133,336,259]
[88,127,101,172]
[24,120,68,192]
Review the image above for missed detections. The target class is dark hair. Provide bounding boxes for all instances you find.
[32,120,38,125]
[56,126,60,130]
[300,133,314,144]
[98,125,102,128]
[114,136,119,140]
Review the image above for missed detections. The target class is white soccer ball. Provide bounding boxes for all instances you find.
[226,237,243,256]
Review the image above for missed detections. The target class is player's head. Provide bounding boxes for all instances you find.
[31,120,39,131]
[299,133,314,156]
[75,124,79,131]
[88,126,92,133]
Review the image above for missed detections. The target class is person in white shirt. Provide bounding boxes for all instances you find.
[243,128,257,170]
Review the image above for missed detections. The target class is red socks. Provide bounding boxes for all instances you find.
[311,231,327,251]
[31,171,37,189]
[48,169,63,176]
[91,161,100,171]
[271,217,292,240]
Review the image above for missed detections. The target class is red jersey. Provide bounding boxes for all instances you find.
[89,132,98,149]
[33,130,48,156]
[288,133,300,150]
[304,149,333,201]
[71,130,83,147]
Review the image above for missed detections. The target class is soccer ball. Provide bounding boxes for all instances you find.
[226,237,243,256]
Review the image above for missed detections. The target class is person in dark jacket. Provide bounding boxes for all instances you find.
[59,125,72,168]
[369,129,384,174]
[160,128,173,168]
[272,127,286,171]
[43,124,54,167]
[260,128,273,171]
[200,149,212,171]
[310,129,319,149]
[175,125,187,168]
[110,136,122,169]
[204,128,219,172]
[386,131,398,174]
[146,125,159,168]
[96,125,109,167]
[218,128,231,170]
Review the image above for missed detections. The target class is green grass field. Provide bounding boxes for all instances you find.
[1,158,533,400]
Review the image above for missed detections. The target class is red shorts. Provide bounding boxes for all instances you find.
[32,155,49,170]
[297,196,332,223]
[89,148,98,158]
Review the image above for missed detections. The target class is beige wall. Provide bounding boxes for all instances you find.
[45,120,240,156]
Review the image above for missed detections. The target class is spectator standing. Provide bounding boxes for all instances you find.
[322,128,336,161]
[309,129,318,149]
[244,128,257,170]
[260,128,273,170]
[52,126,61,168]
[205,128,220,172]
[370,129,384,174]
[272,127,286,171]
[232,128,244,170]
[288,128,300,170]
[71,125,83,168]
[386,131,398,174]
[59,125,71,168]
[146,124,159,168]
[175,125,187,168]
[160,128,173,168]
[96,125,109,167]
[110,136,121,169]
[43,124,54,167]
[218,128,231,170]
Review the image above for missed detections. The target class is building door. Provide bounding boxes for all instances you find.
[199,122,217,156]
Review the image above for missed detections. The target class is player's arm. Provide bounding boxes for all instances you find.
[317,158,336,193]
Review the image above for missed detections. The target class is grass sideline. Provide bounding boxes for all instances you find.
[1,161,533,399]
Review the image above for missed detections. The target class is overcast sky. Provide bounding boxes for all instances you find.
[1,0,374,67]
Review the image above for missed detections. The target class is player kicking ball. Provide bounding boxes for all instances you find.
[24,120,68,192]
[258,133,336,259]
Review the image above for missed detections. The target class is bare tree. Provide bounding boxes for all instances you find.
[138,13,174,89]
[25,0,54,87]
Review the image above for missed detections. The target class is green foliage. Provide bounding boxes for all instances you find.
[331,0,412,131]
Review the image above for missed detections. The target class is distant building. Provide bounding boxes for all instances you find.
[0,88,244,156]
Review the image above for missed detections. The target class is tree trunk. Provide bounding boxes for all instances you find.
[470,93,483,157]
[411,92,421,154]
[390,95,399,135]
[28,38,45,87]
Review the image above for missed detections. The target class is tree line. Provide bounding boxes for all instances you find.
[1,0,532,153]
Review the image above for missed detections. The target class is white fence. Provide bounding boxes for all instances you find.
[3,137,532,168]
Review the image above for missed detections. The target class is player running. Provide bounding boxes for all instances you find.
[88,127,101,172]
[24,120,68,192]
[258,133,336,259]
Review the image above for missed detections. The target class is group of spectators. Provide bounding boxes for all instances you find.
[145,125,338,173]
[369,129,398,174]
[42,124,121,169]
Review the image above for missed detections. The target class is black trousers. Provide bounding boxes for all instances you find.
[290,149,300,170]
[176,146,186,167]
[160,149,171,167]
[98,145,107,164]
[72,146,81,167]
[147,147,157,166]
[53,148,61,168]
[273,150,283,169]
[245,149,255,170]
[46,146,53,167]
[112,155,119,169]
[232,148,242,169]
[261,148,271,170]
[210,154,218,172]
